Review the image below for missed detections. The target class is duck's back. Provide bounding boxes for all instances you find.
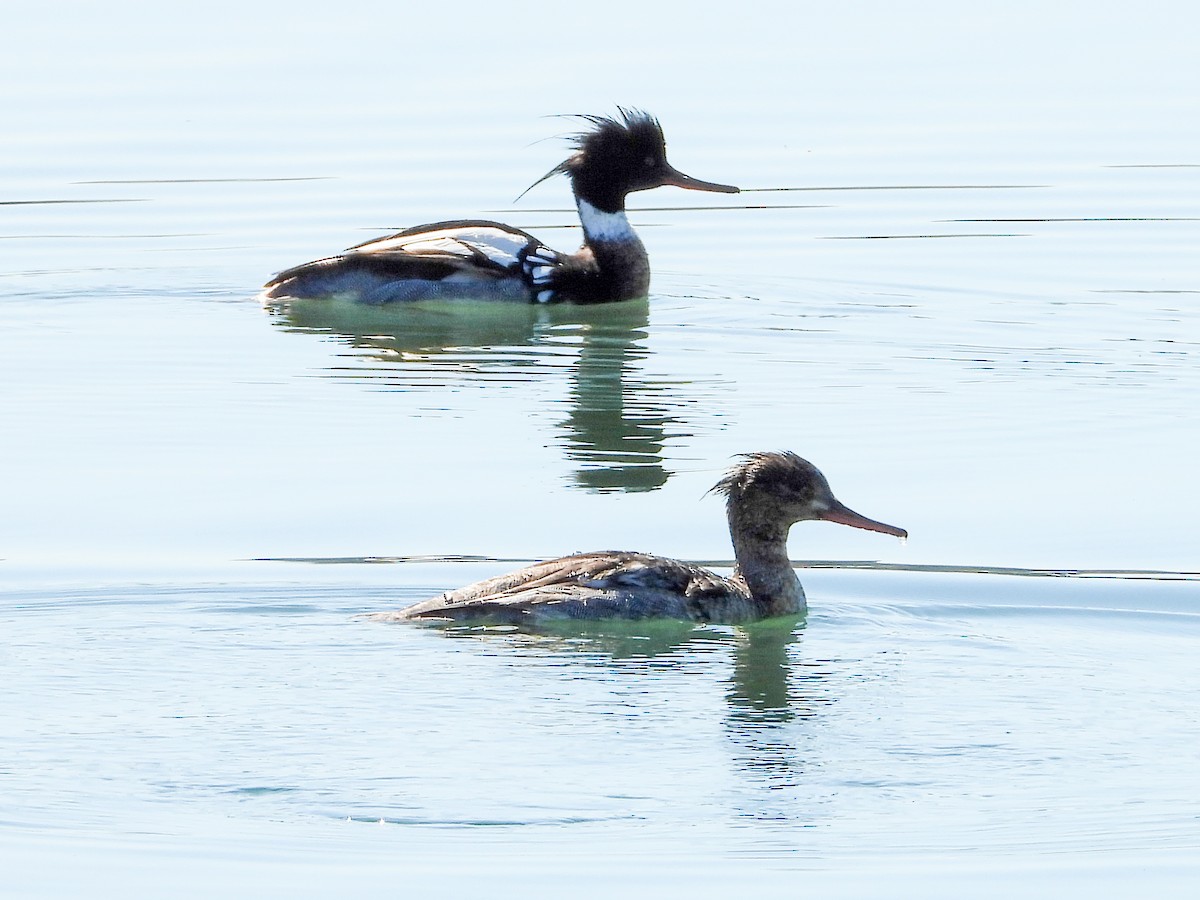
[373,550,754,624]
[262,220,565,304]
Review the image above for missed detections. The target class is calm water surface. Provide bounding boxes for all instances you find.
[3,1,1199,896]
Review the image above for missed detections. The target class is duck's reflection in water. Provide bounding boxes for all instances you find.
[723,619,832,827]
[558,300,673,492]
[726,619,811,725]
[268,298,711,492]
[431,614,825,825]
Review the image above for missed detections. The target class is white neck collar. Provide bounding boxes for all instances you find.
[576,198,638,244]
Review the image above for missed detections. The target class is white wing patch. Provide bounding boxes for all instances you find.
[527,265,555,284]
[353,226,534,270]
[345,223,565,301]
[523,245,561,287]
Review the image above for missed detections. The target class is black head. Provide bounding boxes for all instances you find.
[712,451,907,537]
[521,108,738,213]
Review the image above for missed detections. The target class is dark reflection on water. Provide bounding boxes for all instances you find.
[434,616,726,658]
[724,620,829,821]
[726,619,813,723]
[432,615,825,823]
[432,616,817,728]
[268,298,712,492]
[561,302,669,491]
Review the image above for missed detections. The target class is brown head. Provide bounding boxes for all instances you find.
[711,451,907,539]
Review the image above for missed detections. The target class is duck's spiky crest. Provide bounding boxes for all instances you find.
[710,451,826,499]
[516,107,665,202]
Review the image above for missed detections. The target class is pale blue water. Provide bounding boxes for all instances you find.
[3,1,1199,896]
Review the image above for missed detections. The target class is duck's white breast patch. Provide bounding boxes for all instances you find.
[577,199,637,243]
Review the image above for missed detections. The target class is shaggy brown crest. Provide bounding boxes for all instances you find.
[711,451,830,505]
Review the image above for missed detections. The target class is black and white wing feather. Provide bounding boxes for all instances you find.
[264,219,567,303]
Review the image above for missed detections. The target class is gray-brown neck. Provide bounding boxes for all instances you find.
[726,501,806,618]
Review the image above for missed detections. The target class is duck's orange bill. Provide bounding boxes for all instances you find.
[821,501,908,539]
[659,164,740,194]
